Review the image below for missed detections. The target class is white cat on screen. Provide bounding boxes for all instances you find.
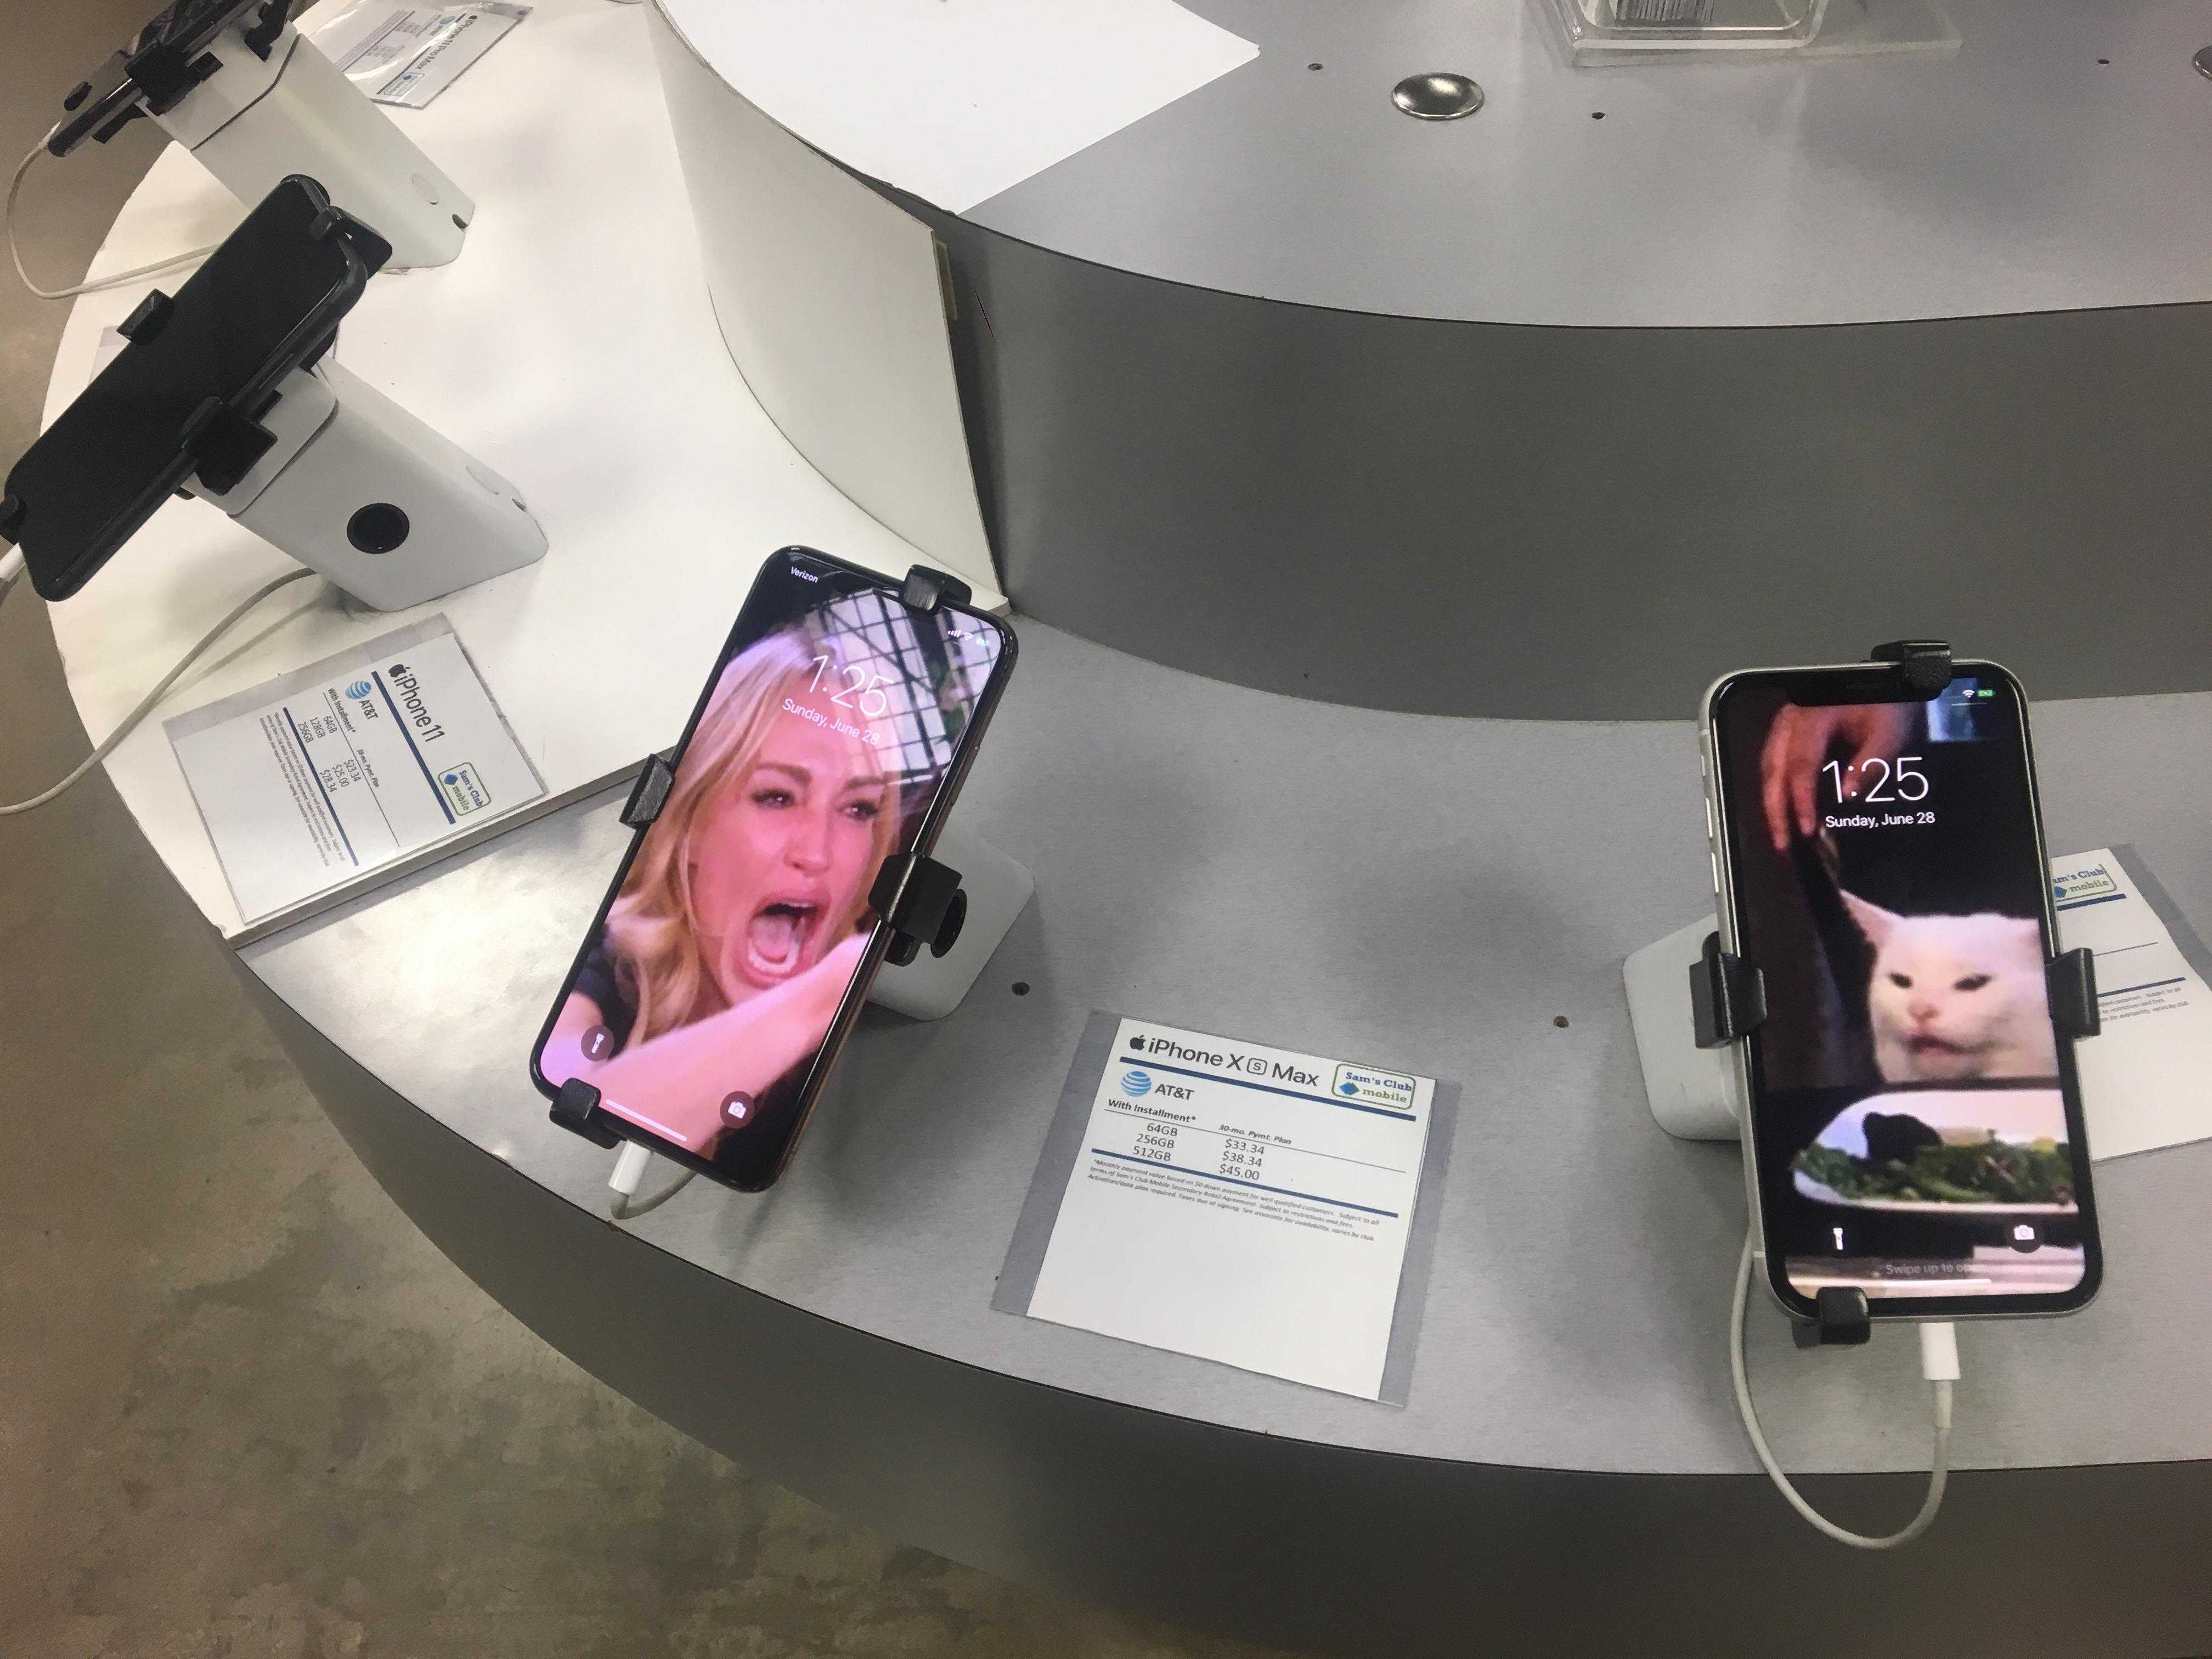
[1842,892,2058,1082]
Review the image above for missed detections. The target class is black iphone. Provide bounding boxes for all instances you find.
[1,174,388,600]
[529,548,1016,1191]
[1701,658,2100,1321]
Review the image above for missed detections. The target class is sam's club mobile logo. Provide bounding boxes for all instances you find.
[1119,1069,1154,1097]
[1331,1062,1418,1111]
[436,762,491,816]
[2053,864,2119,905]
[345,680,374,701]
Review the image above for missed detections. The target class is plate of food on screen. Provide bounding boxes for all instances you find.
[1792,1092,2079,1217]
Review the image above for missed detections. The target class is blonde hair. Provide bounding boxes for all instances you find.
[602,628,899,1042]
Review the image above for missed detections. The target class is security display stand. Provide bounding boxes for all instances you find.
[871,821,1032,1019]
[179,356,545,612]
[866,562,1034,1018]
[49,0,471,269]
[1623,913,1744,1141]
[2,179,544,611]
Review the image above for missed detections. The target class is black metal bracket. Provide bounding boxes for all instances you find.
[118,288,174,345]
[1690,931,1766,1049]
[1792,1285,1872,1348]
[2048,946,2101,1040]
[549,1077,623,1150]
[124,37,221,114]
[1689,936,1867,1345]
[869,851,968,967]
[899,564,972,614]
[240,0,288,59]
[621,753,675,829]
[1870,639,1955,696]
[179,396,276,496]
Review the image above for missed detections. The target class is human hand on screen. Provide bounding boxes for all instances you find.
[568,934,872,1151]
[1758,702,1915,851]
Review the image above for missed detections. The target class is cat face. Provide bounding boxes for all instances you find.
[1841,892,2058,1082]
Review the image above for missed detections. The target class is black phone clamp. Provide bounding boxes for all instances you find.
[899,563,972,613]
[870,853,969,966]
[1870,639,1955,695]
[1690,931,1765,1050]
[549,1077,623,1150]
[2048,947,2101,1039]
[1683,935,1876,1346]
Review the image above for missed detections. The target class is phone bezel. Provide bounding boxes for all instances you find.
[1701,658,2103,1323]
[527,548,1017,1192]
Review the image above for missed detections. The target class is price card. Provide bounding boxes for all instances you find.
[999,1014,1452,1403]
[2055,847,2212,1160]
[166,616,541,924]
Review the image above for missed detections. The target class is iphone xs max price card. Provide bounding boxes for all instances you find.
[996,1014,1457,1404]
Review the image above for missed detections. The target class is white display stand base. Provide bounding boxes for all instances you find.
[870,823,1032,1022]
[1623,913,1741,1142]
[155,20,473,270]
[187,362,547,612]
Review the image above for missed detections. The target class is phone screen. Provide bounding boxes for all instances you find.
[1712,668,2097,1314]
[533,553,1011,1188]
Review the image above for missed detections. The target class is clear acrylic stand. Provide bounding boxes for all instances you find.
[1543,0,1958,66]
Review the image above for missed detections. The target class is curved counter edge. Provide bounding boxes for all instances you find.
[930,206,2212,721]
[235,961,2212,1659]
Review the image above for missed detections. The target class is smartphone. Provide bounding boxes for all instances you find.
[3,175,387,601]
[1701,658,2101,1321]
[529,548,1017,1190]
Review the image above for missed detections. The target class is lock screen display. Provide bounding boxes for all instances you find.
[1712,669,2097,1310]
[533,554,1007,1182]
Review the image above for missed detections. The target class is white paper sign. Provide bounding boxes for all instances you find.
[313,2,529,108]
[2055,848,2212,1161]
[167,618,542,922]
[1024,1017,1435,1402]
[663,0,1258,214]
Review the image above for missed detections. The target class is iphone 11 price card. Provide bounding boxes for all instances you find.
[996,1013,1457,1404]
[167,616,542,926]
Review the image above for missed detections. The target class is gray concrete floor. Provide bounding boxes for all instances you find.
[0,4,1277,1653]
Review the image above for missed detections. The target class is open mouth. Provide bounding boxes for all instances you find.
[1905,1035,1966,1056]
[743,899,820,982]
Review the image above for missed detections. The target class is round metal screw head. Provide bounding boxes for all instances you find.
[2196,44,2212,81]
[1393,72,1483,120]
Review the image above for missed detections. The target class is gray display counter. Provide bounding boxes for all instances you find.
[243,624,2212,1658]
[38,2,2212,1652]
[659,0,2212,719]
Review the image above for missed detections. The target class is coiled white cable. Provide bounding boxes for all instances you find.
[9,137,218,301]
[1730,1231,1955,1549]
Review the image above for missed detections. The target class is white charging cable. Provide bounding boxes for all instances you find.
[606,1140,695,1221]
[9,136,219,301]
[0,565,314,816]
[1730,1231,1956,1549]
